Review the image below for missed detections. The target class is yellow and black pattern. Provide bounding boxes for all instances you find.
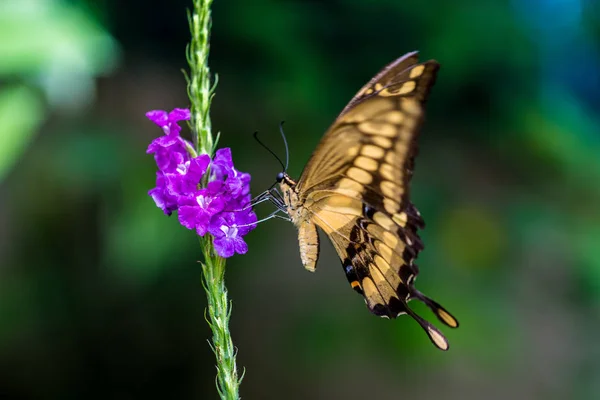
[276,52,459,350]
[339,51,439,116]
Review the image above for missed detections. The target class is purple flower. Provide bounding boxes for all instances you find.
[146,108,193,173]
[226,171,251,198]
[210,148,234,180]
[209,214,251,258]
[146,108,257,258]
[210,148,252,198]
[178,188,226,236]
[167,154,211,196]
[147,138,189,173]
[148,172,179,215]
[146,108,191,136]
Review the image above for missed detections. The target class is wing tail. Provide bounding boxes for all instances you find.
[411,289,460,329]
[403,300,450,351]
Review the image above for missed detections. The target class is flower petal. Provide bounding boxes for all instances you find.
[146,135,179,154]
[214,236,235,258]
[146,110,169,126]
[233,237,248,255]
[211,148,234,180]
[178,205,199,230]
[168,108,191,122]
[186,154,211,182]
[148,173,178,215]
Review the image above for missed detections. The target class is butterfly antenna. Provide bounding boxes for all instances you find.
[279,121,290,172]
[253,131,285,171]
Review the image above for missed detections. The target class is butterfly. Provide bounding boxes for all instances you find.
[255,51,459,350]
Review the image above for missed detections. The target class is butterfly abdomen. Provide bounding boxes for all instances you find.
[298,221,319,272]
[279,175,323,272]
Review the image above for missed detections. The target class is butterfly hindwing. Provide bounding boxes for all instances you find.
[306,197,456,350]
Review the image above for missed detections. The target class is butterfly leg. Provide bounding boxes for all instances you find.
[260,209,291,223]
[237,209,291,228]
[246,195,274,208]
[226,193,277,212]
[267,187,286,209]
[272,213,292,222]
[250,190,274,205]
[249,188,287,212]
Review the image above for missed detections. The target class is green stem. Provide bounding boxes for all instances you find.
[186,1,241,399]
[200,236,241,400]
[187,0,215,156]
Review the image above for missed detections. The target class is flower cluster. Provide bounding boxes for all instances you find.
[146,108,257,258]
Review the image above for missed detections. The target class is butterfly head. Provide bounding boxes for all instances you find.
[276,171,296,191]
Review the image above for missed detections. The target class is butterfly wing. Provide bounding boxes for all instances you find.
[297,51,438,209]
[296,52,458,349]
[339,51,437,116]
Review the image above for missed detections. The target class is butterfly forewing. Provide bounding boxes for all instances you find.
[339,51,439,116]
[297,57,439,210]
[282,52,458,350]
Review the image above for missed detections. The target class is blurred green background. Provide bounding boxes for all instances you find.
[2,0,600,398]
